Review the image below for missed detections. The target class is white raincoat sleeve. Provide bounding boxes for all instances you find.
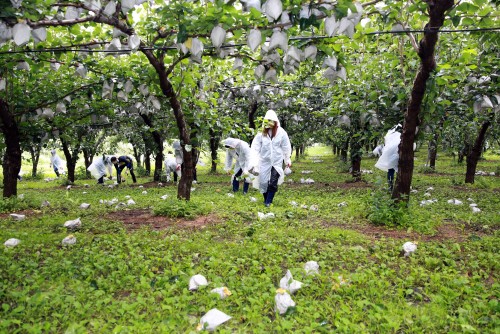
[224,150,236,172]
[239,143,255,173]
[251,133,263,157]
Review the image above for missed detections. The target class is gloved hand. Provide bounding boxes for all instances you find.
[108,176,113,180]
[242,170,249,178]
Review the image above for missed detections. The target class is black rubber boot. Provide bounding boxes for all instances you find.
[243,182,249,194]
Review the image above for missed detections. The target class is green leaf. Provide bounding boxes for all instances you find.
[177,24,187,44]
[451,16,461,27]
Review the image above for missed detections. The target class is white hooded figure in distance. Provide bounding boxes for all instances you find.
[87,155,114,184]
[164,153,180,182]
[172,140,197,182]
[375,125,402,191]
[50,149,66,177]
[251,110,292,207]
[223,138,258,194]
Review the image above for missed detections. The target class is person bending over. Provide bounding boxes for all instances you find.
[111,156,137,183]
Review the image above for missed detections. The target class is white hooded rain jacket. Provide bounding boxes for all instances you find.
[251,110,292,193]
[223,138,258,180]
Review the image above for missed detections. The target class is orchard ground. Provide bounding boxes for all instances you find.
[1,146,498,333]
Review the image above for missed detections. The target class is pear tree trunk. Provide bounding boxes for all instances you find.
[392,0,454,202]
[465,121,491,184]
[0,99,21,198]
[29,146,41,177]
[350,140,362,181]
[141,50,194,199]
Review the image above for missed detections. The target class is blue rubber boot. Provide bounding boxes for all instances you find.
[232,178,240,192]
[265,191,276,207]
[243,182,250,194]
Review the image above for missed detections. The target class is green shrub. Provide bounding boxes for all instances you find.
[153,199,212,218]
[74,166,91,180]
[417,165,437,174]
[0,196,37,213]
[450,176,464,186]
[335,160,351,173]
[367,189,410,227]
[474,176,492,189]
[135,166,150,177]
[22,169,46,181]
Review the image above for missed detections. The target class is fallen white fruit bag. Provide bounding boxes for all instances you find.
[189,274,208,291]
[210,287,232,299]
[279,270,303,294]
[4,238,21,247]
[304,261,319,275]
[64,217,81,229]
[197,308,231,331]
[275,289,295,315]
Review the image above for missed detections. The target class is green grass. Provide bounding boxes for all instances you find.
[1,147,499,333]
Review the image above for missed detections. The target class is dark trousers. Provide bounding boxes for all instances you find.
[263,167,280,204]
[118,165,137,183]
[233,169,250,193]
[387,168,395,192]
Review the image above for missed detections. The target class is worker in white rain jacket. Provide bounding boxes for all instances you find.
[251,110,292,207]
[173,140,197,183]
[87,155,114,184]
[375,125,402,192]
[50,149,66,177]
[164,152,180,182]
[223,137,258,194]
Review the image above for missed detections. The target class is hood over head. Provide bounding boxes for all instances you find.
[223,138,240,149]
[264,109,279,124]
[172,141,181,150]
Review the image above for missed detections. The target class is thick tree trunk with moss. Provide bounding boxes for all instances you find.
[60,137,80,183]
[141,50,193,199]
[82,148,93,178]
[465,121,491,184]
[29,147,41,177]
[0,99,21,197]
[427,134,438,169]
[139,114,163,181]
[350,140,362,181]
[392,0,454,202]
[132,143,141,168]
[248,100,258,130]
[144,153,151,175]
[340,138,349,163]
